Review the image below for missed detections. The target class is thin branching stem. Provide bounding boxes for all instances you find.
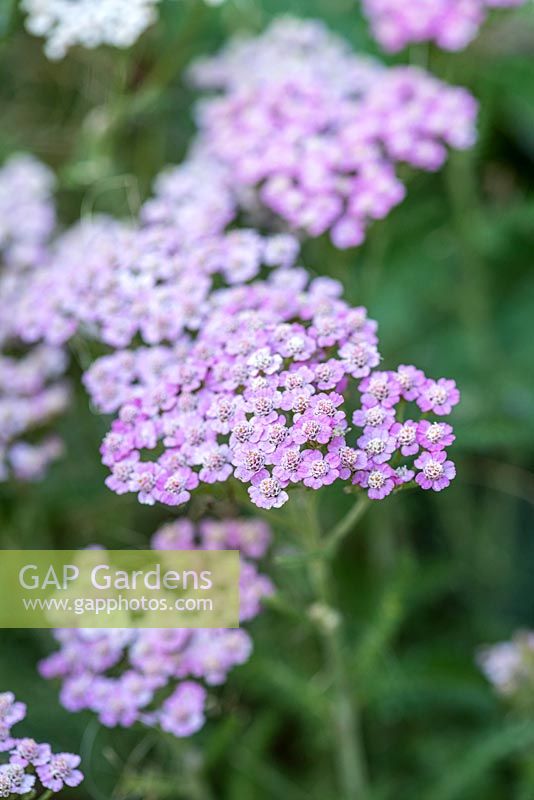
[324,495,371,559]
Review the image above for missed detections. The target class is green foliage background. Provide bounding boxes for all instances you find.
[1,1,534,798]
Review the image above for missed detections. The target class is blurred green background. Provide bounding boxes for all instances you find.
[1,1,534,798]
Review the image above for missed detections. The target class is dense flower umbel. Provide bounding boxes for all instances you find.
[22,0,161,59]
[98,268,459,509]
[7,210,297,351]
[40,519,273,737]
[362,0,525,53]
[190,16,478,248]
[0,691,83,797]
[0,152,239,349]
[0,154,280,479]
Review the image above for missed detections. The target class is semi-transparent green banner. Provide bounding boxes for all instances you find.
[0,550,240,628]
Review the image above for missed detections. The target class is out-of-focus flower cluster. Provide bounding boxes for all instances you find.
[478,632,534,696]
[0,347,67,481]
[0,156,68,483]
[141,156,236,247]
[7,221,290,352]
[21,0,161,60]
[2,156,240,350]
[0,18,468,490]
[79,228,297,409]
[362,0,525,53]
[0,154,56,271]
[98,264,459,510]
[190,17,478,248]
[0,691,83,796]
[40,518,273,737]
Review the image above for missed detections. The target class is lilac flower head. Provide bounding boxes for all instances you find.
[40,518,273,738]
[418,378,460,416]
[362,0,525,53]
[97,268,459,508]
[9,215,295,351]
[417,420,455,451]
[158,682,207,738]
[299,450,340,489]
[9,738,51,768]
[414,450,456,491]
[390,420,419,457]
[249,472,290,510]
[0,763,35,796]
[0,691,83,795]
[189,16,478,248]
[354,463,396,500]
[37,753,83,792]
[0,695,25,730]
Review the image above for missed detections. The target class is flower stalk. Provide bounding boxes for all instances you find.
[301,494,369,799]
[324,494,371,558]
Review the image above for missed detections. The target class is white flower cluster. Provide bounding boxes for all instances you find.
[478,633,534,695]
[22,0,161,59]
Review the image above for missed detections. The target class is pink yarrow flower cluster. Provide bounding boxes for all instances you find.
[84,345,188,414]
[362,0,525,53]
[5,219,298,351]
[40,519,273,737]
[0,153,290,478]
[0,153,240,350]
[0,691,83,797]
[98,267,459,510]
[81,231,300,412]
[190,16,478,248]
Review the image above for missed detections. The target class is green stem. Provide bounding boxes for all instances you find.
[360,220,389,306]
[301,495,368,799]
[324,495,370,559]
[409,43,431,70]
[37,791,54,800]
[137,0,208,92]
[323,617,368,800]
